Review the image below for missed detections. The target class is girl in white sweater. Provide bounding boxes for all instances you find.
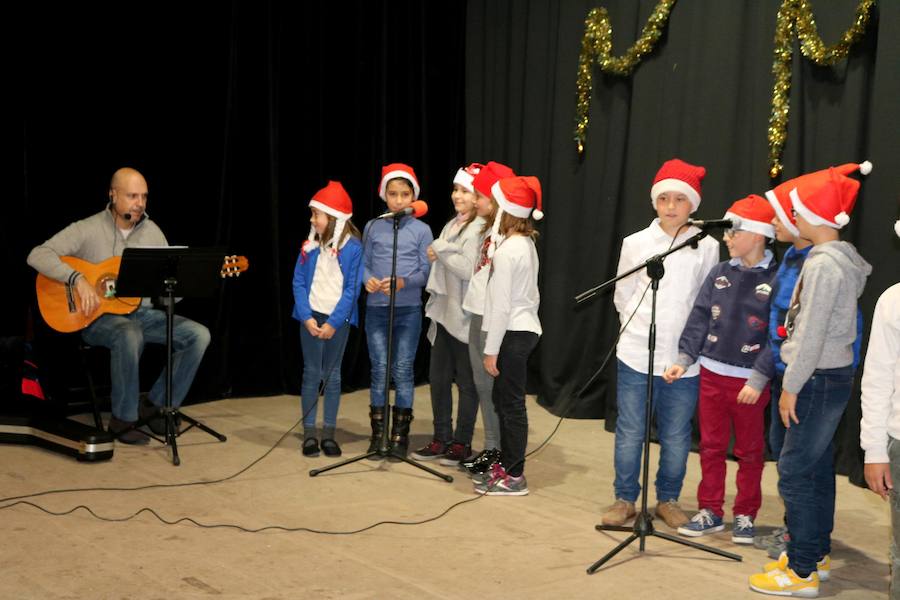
[474,175,543,496]
[413,164,484,465]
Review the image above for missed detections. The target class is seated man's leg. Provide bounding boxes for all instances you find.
[82,313,144,422]
[139,308,211,408]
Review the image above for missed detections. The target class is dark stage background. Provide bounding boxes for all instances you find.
[15,1,900,484]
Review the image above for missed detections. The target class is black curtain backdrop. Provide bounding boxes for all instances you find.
[19,1,466,406]
[14,1,899,484]
[465,0,899,484]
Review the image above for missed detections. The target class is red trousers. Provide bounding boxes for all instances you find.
[697,366,770,519]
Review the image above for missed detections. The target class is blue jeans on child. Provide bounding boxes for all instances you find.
[613,359,699,503]
[299,312,351,430]
[81,307,211,422]
[777,366,853,577]
[365,305,421,409]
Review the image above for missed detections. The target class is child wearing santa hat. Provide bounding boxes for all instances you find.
[292,181,363,457]
[459,161,516,477]
[472,175,543,496]
[362,163,434,459]
[602,159,720,529]
[744,163,869,561]
[663,194,779,544]
[749,161,873,597]
[412,163,485,466]
[860,216,900,600]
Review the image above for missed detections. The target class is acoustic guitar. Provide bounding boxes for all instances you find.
[36,254,249,333]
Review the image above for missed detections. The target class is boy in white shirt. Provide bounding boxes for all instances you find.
[860,219,900,599]
[602,159,719,528]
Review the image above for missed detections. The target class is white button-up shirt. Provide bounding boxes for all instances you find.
[614,219,720,376]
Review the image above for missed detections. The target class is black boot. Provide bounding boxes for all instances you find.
[389,407,414,460]
[366,405,386,460]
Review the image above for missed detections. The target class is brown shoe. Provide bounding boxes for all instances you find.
[655,500,689,528]
[601,499,636,526]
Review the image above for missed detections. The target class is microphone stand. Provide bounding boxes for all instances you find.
[310,213,452,482]
[576,230,741,573]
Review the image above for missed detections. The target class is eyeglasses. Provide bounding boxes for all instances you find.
[723,229,745,239]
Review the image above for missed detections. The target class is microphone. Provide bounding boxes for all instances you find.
[687,217,741,230]
[123,213,132,221]
[377,200,428,219]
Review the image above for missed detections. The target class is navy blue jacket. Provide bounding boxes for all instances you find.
[677,257,779,370]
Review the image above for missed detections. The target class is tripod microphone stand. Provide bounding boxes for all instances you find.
[310,213,451,482]
[575,231,741,573]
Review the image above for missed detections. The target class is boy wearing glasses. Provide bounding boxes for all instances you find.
[663,195,778,544]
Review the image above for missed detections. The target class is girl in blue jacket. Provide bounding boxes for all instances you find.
[292,181,363,457]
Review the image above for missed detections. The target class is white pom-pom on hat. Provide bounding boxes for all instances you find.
[532,209,544,221]
[835,212,850,227]
[859,160,873,175]
[894,219,900,239]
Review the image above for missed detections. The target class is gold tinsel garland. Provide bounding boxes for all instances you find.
[574,1,677,155]
[573,0,876,173]
[768,0,875,178]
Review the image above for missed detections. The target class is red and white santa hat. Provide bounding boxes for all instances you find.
[650,158,706,213]
[488,176,542,257]
[303,181,353,255]
[453,163,485,193]
[378,163,420,200]
[765,178,801,237]
[724,194,776,238]
[472,161,516,198]
[789,161,872,229]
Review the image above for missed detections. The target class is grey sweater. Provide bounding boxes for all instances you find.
[780,241,871,393]
[27,209,168,282]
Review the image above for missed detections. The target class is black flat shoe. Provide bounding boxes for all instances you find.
[320,438,342,457]
[302,437,320,457]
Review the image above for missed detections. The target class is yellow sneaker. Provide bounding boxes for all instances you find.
[815,555,830,581]
[749,567,819,597]
[763,551,831,582]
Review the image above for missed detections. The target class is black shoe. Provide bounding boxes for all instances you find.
[302,437,320,457]
[108,416,150,445]
[410,439,448,461]
[140,401,181,436]
[320,438,341,457]
[463,447,501,475]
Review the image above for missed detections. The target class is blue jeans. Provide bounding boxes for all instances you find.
[82,307,210,422]
[299,312,351,430]
[768,375,786,459]
[365,305,422,409]
[613,359,699,503]
[777,366,853,577]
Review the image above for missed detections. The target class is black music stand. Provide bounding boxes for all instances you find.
[575,231,741,573]
[115,247,227,466]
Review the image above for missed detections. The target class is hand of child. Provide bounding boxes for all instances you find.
[304,318,322,338]
[365,277,382,294]
[318,323,336,340]
[864,463,893,500]
[379,277,405,295]
[426,245,437,262]
[662,365,685,383]
[483,354,499,377]
[778,390,799,428]
[736,385,761,405]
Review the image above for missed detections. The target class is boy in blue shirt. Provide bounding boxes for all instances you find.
[363,163,433,459]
